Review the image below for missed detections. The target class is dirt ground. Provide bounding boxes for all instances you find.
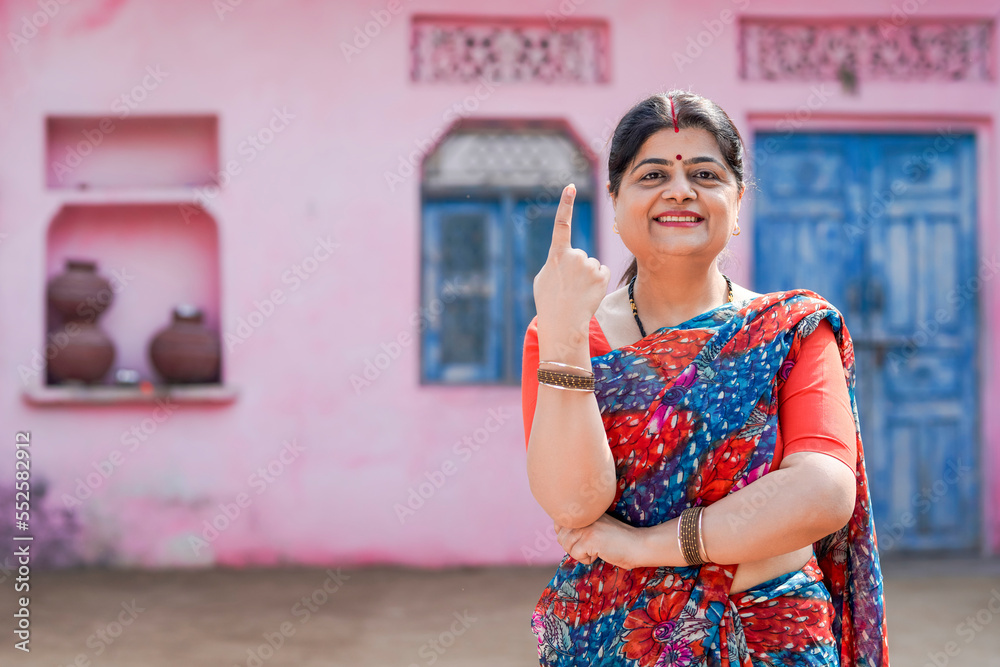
[1,558,999,666]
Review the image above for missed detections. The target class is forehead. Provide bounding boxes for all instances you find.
[632,127,724,162]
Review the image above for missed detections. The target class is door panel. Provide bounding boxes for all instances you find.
[754,135,864,322]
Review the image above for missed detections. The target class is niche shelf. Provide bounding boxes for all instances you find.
[45,115,219,190]
[23,383,238,406]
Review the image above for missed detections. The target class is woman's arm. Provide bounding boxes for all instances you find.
[694,451,855,563]
[556,451,854,569]
[525,319,617,530]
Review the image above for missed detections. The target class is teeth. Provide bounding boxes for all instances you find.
[655,216,700,222]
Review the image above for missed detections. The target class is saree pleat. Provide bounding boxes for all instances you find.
[531,290,890,667]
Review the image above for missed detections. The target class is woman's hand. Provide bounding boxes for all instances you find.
[554,514,645,570]
[533,184,611,349]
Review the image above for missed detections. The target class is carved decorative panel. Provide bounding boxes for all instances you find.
[411,15,610,84]
[740,18,993,82]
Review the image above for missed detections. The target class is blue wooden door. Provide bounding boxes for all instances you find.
[753,131,979,553]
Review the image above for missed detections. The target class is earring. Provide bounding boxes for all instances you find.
[732,221,741,236]
[613,221,620,235]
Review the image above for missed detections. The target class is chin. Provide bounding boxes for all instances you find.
[639,238,728,264]
[645,238,712,256]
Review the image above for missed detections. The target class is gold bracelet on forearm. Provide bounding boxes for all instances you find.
[537,360,596,392]
[678,506,708,566]
[537,368,596,392]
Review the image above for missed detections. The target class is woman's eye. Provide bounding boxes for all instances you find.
[694,170,718,180]
[641,171,663,180]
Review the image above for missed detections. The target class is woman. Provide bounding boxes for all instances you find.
[521,91,890,666]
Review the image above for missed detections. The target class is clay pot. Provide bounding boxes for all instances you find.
[46,321,116,383]
[149,305,221,384]
[46,259,113,322]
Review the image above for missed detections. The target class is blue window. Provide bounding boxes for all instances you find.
[421,195,594,384]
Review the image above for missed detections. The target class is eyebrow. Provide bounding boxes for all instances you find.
[628,156,727,175]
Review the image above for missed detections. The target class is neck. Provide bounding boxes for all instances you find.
[632,260,728,330]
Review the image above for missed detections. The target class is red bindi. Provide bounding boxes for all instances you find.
[676,154,682,160]
[668,96,679,133]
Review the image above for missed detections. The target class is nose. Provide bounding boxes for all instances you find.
[662,173,695,201]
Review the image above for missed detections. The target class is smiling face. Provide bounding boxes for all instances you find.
[610,127,743,267]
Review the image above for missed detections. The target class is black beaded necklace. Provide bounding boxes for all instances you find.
[628,274,734,338]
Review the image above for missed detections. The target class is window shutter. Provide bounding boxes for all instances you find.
[422,201,503,382]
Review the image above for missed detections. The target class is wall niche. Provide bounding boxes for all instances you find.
[45,115,218,190]
[27,114,234,405]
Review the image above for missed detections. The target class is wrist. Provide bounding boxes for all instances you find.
[537,331,592,366]
[537,315,591,346]
[637,518,686,568]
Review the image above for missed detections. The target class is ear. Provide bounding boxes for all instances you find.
[606,180,616,207]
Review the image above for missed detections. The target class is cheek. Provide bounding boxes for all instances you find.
[626,198,651,220]
[712,194,739,221]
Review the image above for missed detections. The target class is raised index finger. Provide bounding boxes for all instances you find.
[549,184,576,255]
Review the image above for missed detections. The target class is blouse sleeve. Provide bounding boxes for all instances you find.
[521,316,541,450]
[777,318,858,473]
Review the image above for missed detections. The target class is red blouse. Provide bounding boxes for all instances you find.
[521,315,856,472]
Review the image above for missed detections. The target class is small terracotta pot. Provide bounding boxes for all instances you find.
[46,259,113,322]
[46,321,116,383]
[149,305,221,384]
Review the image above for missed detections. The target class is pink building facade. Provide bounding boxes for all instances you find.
[0,0,997,568]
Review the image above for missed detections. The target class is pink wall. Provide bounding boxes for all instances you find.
[0,0,997,567]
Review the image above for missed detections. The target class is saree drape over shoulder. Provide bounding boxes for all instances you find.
[529,290,890,667]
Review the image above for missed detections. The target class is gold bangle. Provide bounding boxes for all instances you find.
[537,368,596,392]
[538,360,594,376]
[679,507,706,566]
[538,381,595,392]
[697,508,711,563]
